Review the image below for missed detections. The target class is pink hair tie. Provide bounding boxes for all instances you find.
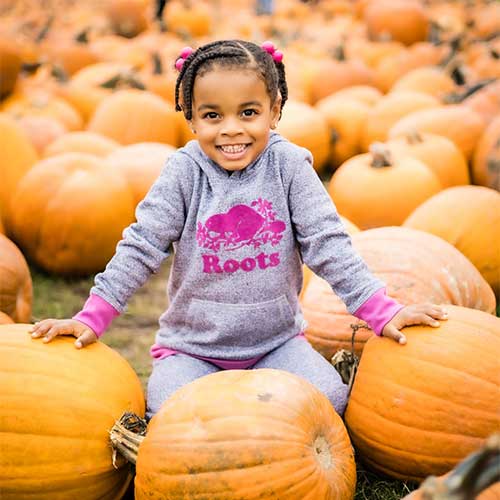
[261,41,283,63]
[175,46,194,72]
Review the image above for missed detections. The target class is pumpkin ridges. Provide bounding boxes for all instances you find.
[345,306,500,481]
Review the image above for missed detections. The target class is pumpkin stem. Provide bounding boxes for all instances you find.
[109,412,147,467]
[417,433,500,499]
[369,142,393,168]
[444,78,497,104]
[152,52,163,75]
[405,130,423,145]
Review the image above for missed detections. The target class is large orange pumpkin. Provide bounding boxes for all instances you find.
[0,311,14,324]
[0,324,145,499]
[328,143,441,229]
[360,90,440,151]
[0,113,39,227]
[363,0,430,46]
[385,132,469,188]
[44,131,120,158]
[87,89,179,146]
[0,234,32,323]
[404,186,500,297]
[276,100,331,173]
[300,227,496,358]
[9,153,136,275]
[389,105,485,160]
[472,115,500,191]
[345,305,500,481]
[106,142,176,205]
[135,369,357,499]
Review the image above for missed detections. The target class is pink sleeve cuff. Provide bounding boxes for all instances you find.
[353,288,404,336]
[73,294,120,338]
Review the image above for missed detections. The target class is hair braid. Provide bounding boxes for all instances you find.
[174,39,288,121]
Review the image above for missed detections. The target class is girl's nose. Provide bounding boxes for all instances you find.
[220,117,243,136]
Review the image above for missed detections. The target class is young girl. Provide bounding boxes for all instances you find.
[30,40,447,419]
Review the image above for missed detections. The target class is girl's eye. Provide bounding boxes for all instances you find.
[203,112,219,120]
[242,109,257,117]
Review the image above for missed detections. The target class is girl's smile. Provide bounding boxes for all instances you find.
[190,68,281,172]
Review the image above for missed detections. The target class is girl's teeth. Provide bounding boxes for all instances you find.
[220,145,246,153]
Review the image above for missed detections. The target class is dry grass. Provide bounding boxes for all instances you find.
[30,258,416,499]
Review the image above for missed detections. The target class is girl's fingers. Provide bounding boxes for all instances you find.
[30,320,55,337]
[382,324,407,345]
[42,324,76,343]
[74,330,97,349]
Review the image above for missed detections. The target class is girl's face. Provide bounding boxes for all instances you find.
[189,67,281,172]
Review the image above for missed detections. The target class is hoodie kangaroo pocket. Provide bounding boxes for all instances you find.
[189,295,295,348]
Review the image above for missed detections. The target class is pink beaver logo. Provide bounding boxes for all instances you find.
[196,198,286,252]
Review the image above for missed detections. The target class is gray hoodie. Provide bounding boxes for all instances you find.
[91,133,384,359]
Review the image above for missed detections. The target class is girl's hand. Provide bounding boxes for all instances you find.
[29,319,98,349]
[382,304,448,345]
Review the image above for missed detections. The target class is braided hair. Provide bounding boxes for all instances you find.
[174,39,288,121]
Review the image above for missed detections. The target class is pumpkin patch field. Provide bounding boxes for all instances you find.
[1,0,499,499]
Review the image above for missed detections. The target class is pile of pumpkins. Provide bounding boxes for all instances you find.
[1,0,499,498]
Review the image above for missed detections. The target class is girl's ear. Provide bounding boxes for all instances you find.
[270,93,282,129]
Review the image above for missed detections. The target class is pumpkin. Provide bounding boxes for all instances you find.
[460,81,500,127]
[345,305,500,481]
[328,143,441,229]
[309,53,375,104]
[363,0,430,46]
[385,131,469,188]
[316,95,370,168]
[391,66,456,100]
[300,226,496,358]
[0,312,14,324]
[60,62,136,122]
[105,0,150,38]
[403,433,500,500]
[276,100,331,174]
[0,324,145,499]
[360,91,440,151]
[1,91,83,132]
[0,37,23,98]
[9,153,136,276]
[327,85,383,106]
[389,105,485,160]
[404,186,500,297]
[16,115,68,155]
[163,0,212,37]
[472,115,500,191]
[87,89,179,147]
[132,369,356,499]
[44,131,120,158]
[0,234,32,323]
[106,142,176,205]
[0,114,39,228]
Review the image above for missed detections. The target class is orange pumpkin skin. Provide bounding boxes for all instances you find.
[301,227,496,358]
[0,234,32,323]
[276,100,331,174]
[106,142,176,205]
[404,186,500,297]
[385,132,469,188]
[0,114,39,227]
[0,324,145,499]
[404,481,500,500]
[389,105,486,160]
[87,89,179,147]
[9,153,136,276]
[472,115,500,191]
[391,67,456,100]
[360,90,440,151]
[136,369,356,500]
[44,131,120,158]
[364,0,430,46]
[345,305,500,482]
[0,311,14,324]
[328,147,441,229]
